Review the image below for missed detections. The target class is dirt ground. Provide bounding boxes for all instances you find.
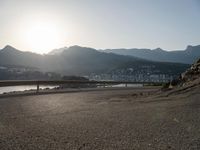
[0,86,200,150]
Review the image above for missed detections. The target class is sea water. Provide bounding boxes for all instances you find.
[0,85,58,94]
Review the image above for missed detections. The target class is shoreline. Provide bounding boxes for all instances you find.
[0,86,161,99]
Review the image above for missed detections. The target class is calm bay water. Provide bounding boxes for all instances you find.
[0,85,58,94]
[107,84,143,88]
[0,84,143,94]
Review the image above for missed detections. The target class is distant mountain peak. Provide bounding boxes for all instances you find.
[70,45,82,49]
[153,48,164,52]
[2,45,17,51]
[186,45,200,51]
[67,45,97,53]
[48,45,97,55]
[68,45,94,50]
[48,47,68,55]
[186,45,193,50]
[1,45,21,53]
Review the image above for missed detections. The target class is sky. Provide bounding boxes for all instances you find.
[0,0,200,53]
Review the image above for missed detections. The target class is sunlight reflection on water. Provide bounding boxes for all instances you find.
[0,85,57,94]
[0,84,143,94]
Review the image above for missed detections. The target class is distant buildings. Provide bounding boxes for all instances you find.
[0,65,175,82]
[89,67,174,82]
[0,66,61,80]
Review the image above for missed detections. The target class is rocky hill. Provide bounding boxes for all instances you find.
[181,58,200,83]
[168,58,200,91]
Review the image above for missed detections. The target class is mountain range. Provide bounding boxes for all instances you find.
[103,45,200,64]
[0,45,191,76]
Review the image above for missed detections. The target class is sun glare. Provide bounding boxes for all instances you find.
[22,20,65,54]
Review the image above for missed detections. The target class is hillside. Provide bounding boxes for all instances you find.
[180,58,200,86]
[0,45,43,68]
[104,45,200,64]
[0,45,189,77]
[164,58,200,94]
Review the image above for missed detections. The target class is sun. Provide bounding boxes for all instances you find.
[23,20,64,54]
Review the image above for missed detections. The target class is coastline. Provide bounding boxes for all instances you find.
[0,86,160,99]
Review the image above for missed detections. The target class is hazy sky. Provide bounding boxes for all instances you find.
[0,0,200,53]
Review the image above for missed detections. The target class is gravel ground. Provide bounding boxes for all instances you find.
[0,86,200,150]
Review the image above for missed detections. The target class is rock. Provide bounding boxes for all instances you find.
[180,58,200,84]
